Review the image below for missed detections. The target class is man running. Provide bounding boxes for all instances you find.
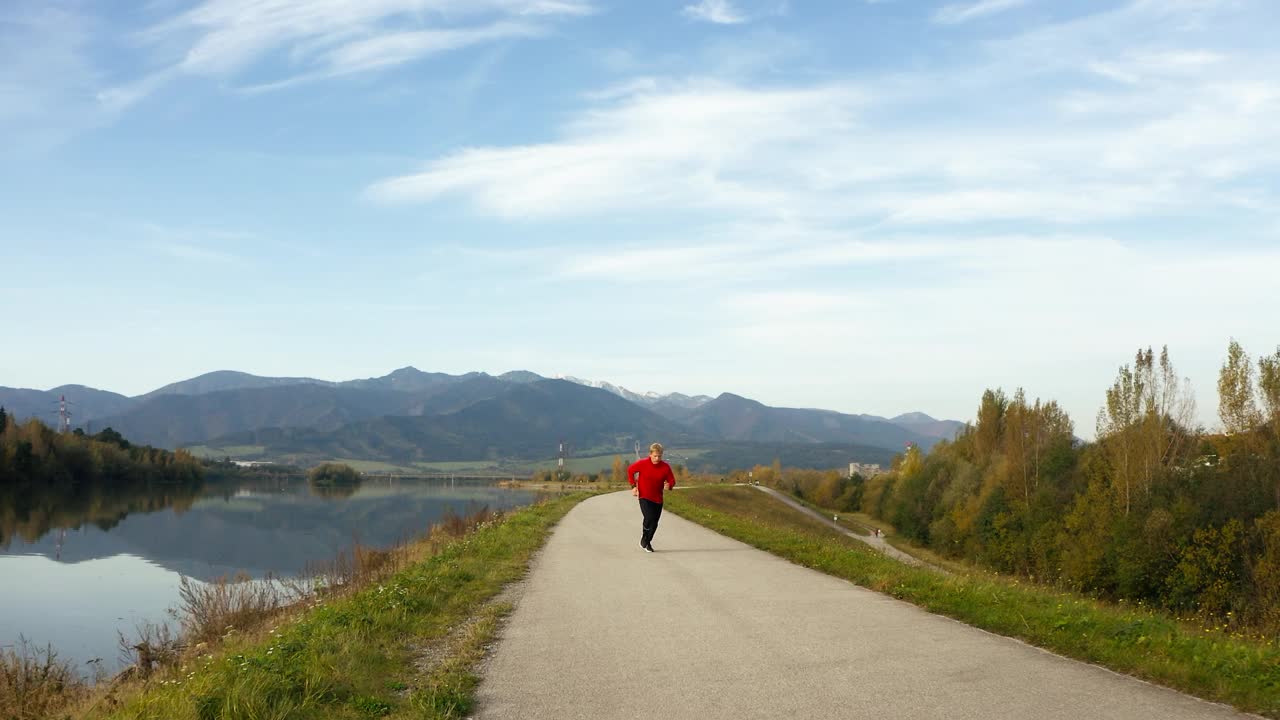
[628,442,676,552]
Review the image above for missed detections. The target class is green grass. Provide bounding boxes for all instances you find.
[528,447,711,475]
[328,458,421,474]
[411,461,506,473]
[773,491,872,536]
[666,486,1280,719]
[93,493,590,720]
[529,453,623,474]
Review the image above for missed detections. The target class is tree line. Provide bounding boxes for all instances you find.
[845,341,1280,632]
[0,409,203,487]
[0,410,206,547]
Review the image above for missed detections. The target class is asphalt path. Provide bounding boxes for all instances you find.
[751,484,929,568]
[472,491,1258,719]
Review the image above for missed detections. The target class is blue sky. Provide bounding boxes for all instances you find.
[3,0,1278,432]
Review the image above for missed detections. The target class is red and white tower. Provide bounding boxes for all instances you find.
[57,395,73,433]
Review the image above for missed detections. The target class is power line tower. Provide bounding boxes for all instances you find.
[558,439,565,471]
[54,395,73,433]
[634,440,641,460]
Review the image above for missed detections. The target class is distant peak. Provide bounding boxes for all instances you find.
[714,392,763,407]
[499,370,545,383]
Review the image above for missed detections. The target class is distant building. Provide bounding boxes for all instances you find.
[232,460,275,468]
[848,462,882,478]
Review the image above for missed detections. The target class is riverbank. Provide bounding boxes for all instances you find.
[666,486,1280,718]
[3,492,591,720]
[497,479,630,492]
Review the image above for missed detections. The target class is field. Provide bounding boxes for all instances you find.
[412,461,507,473]
[183,444,267,459]
[329,458,422,473]
[528,447,711,475]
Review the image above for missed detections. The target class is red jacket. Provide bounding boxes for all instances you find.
[628,458,676,503]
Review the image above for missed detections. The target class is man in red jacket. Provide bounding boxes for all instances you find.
[628,442,676,552]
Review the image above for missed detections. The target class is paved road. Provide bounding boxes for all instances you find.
[473,492,1258,719]
[751,485,930,568]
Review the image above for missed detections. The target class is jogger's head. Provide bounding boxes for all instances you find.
[649,442,664,463]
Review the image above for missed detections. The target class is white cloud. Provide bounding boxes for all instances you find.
[101,0,592,103]
[367,81,863,217]
[322,22,543,75]
[933,0,1026,25]
[683,0,747,25]
[367,1,1280,235]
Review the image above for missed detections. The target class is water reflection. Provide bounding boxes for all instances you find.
[0,475,538,670]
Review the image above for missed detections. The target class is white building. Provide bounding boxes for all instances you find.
[848,462,882,478]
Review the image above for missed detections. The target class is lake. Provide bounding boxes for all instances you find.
[0,474,540,673]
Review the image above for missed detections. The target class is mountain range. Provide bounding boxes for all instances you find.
[0,368,965,468]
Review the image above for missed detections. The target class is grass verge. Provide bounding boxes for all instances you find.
[88,492,589,720]
[666,486,1280,719]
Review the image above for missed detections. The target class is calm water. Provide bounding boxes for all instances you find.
[0,476,539,672]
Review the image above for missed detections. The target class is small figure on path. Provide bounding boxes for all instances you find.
[628,442,676,553]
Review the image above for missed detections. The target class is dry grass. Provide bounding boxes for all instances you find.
[176,573,306,649]
[0,638,95,720]
[116,623,182,680]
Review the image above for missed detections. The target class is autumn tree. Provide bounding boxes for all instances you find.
[1096,346,1196,515]
[1259,346,1280,438]
[1219,339,1261,434]
[1003,389,1030,506]
[973,389,1007,464]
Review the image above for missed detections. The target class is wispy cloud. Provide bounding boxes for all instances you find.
[323,22,544,75]
[0,4,108,150]
[934,0,1026,25]
[140,222,257,265]
[368,1,1280,234]
[103,0,592,104]
[683,0,747,25]
[149,241,244,264]
[368,81,863,217]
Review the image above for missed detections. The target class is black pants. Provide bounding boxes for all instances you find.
[639,498,664,547]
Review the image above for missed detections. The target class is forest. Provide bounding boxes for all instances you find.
[766,341,1280,632]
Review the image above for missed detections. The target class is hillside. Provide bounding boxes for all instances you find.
[889,412,966,441]
[138,370,333,399]
[94,374,513,448]
[0,385,133,427]
[2,369,962,462]
[210,380,703,463]
[681,393,936,450]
